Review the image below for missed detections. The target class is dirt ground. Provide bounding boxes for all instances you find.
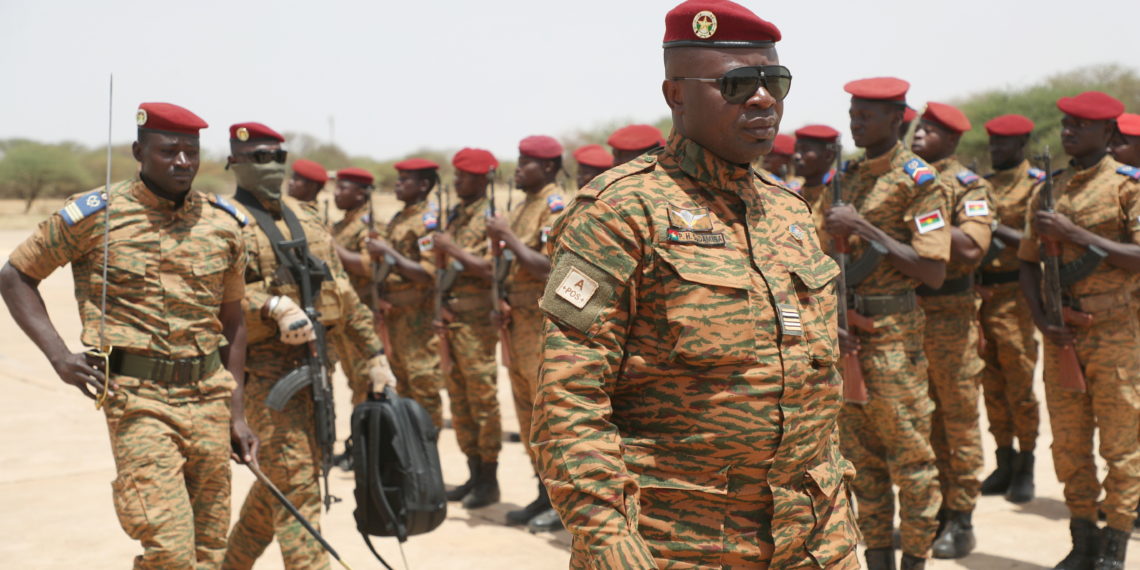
[0,195,1138,569]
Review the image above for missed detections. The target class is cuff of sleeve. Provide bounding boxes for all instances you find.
[959,221,992,253]
[588,532,656,570]
[911,230,951,262]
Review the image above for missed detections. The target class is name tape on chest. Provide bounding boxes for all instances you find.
[555,267,599,309]
[903,159,936,185]
[667,228,726,246]
[915,209,946,234]
[964,200,990,217]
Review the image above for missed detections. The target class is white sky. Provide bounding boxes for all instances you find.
[2,0,1137,162]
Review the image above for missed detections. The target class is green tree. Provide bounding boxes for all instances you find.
[0,141,93,212]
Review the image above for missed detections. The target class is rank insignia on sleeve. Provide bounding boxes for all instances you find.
[776,303,804,336]
[60,190,108,226]
[667,228,726,246]
[1028,167,1046,181]
[540,226,552,244]
[1117,165,1140,180]
[547,194,565,213]
[667,206,713,232]
[964,200,990,217]
[423,210,439,231]
[904,159,936,185]
[417,235,434,252]
[555,267,598,309]
[788,223,806,242]
[915,209,946,234]
[957,169,980,186]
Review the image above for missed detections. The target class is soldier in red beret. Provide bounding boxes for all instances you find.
[910,101,995,559]
[1110,112,1140,168]
[975,114,1043,511]
[826,77,952,569]
[761,132,800,189]
[0,102,260,568]
[608,124,665,166]
[287,158,330,212]
[531,1,860,567]
[792,124,839,242]
[1018,92,1140,569]
[573,144,614,188]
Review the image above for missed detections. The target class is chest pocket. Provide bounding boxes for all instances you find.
[189,252,229,308]
[104,237,151,299]
[1072,200,1124,241]
[654,243,756,366]
[785,252,841,374]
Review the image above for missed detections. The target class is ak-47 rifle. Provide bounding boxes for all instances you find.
[1036,149,1092,392]
[434,179,455,376]
[367,191,395,356]
[489,169,513,368]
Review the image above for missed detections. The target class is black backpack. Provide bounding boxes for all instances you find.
[351,388,447,568]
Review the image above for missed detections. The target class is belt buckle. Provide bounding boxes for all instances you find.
[171,356,199,384]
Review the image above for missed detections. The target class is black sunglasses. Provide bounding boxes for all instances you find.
[240,149,288,164]
[670,65,793,104]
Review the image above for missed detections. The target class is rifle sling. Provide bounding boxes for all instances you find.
[234,189,328,294]
[979,236,1006,267]
[1059,244,1109,288]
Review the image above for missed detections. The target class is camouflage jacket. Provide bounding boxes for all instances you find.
[442,195,491,299]
[384,198,438,294]
[533,132,857,567]
[984,159,1043,273]
[931,156,994,281]
[505,182,564,296]
[331,204,373,301]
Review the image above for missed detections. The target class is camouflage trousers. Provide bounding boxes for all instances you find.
[444,305,501,462]
[224,370,328,570]
[839,308,941,558]
[506,302,543,464]
[104,370,234,570]
[923,292,984,512]
[329,328,371,407]
[1043,305,1140,532]
[385,296,443,428]
[979,282,1040,451]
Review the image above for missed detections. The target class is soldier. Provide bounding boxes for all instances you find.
[286,159,329,218]
[433,148,503,509]
[0,102,257,569]
[762,132,801,189]
[363,158,445,427]
[486,135,566,531]
[910,102,994,559]
[221,122,390,570]
[1019,91,1140,570]
[1109,112,1140,167]
[826,77,951,569]
[607,124,665,166]
[532,1,860,566]
[976,114,1042,504]
[792,123,840,245]
[572,144,614,189]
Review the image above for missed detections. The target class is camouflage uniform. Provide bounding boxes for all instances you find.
[439,196,501,462]
[381,198,444,428]
[834,143,951,557]
[920,157,993,513]
[504,182,563,461]
[799,169,835,246]
[978,160,1041,452]
[9,178,247,569]
[330,204,376,405]
[225,195,382,570]
[1017,155,1140,532]
[533,133,860,568]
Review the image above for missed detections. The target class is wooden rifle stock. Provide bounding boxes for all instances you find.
[830,144,870,404]
[435,181,453,377]
[1038,151,1086,392]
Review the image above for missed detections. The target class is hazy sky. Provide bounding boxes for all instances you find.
[2,0,1137,163]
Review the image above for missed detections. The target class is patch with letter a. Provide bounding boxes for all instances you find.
[555,267,598,309]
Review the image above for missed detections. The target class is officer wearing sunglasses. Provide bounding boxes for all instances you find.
[531,0,858,567]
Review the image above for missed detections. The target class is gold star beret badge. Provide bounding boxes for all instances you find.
[692,10,717,39]
[136,109,148,126]
[236,127,250,141]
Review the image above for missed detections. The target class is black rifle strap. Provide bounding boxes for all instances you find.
[234,188,309,260]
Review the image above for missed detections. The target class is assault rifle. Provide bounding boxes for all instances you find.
[367,192,395,355]
[489,170,513,368]
[435,181,455,376]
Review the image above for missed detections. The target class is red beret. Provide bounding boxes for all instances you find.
[984,114,1035,137]
[1118,113,1140,137]
[393,158,440,172]
[771,133,796,156]
[229,122,284,143]
[794,124,839,143]
[844,77,910,103]
[922,102,971,133]
[135,102,207,136]
[607,125,666,151]
[663,0,780,48]
[903,106,917,123]
[1056,91,1125,121]
[573,144,614,169]
[292,159,328,184]
[337,167,373,186]
[452,148,499,175]
[519,135,563,160]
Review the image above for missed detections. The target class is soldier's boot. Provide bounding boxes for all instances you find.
[446,456,479,502]
[526,509,564,533]
[900,554,926,570]
[462,461,501,509]
[931,509,976,558]
[1055,518,1099,570]
[333,436,354,471]
[1005,450,1036,503]
[864,547,896,570]
[980,446,1016,495]
[506,481,550,525]
[1093,527,1129,570]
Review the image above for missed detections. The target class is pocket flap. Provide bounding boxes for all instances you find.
[654,243,751,290]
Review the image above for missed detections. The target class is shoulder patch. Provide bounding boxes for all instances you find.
[59,189,108,226]
[786,179,803,191]
[1027,167,1046,181]
[1116,165,1140,180]
[903,158,936,185]
[547,194,565,213]
[915,209,946,234]
[841,160,854,174]
[540,250,617,335]
[964,199,990,217]
[207,193,248,226]
[423,209,439,231]
[822,169,836,185]
[956,169,980,186]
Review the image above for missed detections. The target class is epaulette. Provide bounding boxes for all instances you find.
[786,179,803,191]
[423,209,439,231]
[547,194,565,213]
[1116,165,1140,180]
[956,169,980,186]
[767,172,786,185]
[207,193,248,226]
[841,159,854,174]
[59,189,108,226]
[822,169,836,185]
[585,153,659,199]
[903,157,936,185]
[1027,167,1046,181]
